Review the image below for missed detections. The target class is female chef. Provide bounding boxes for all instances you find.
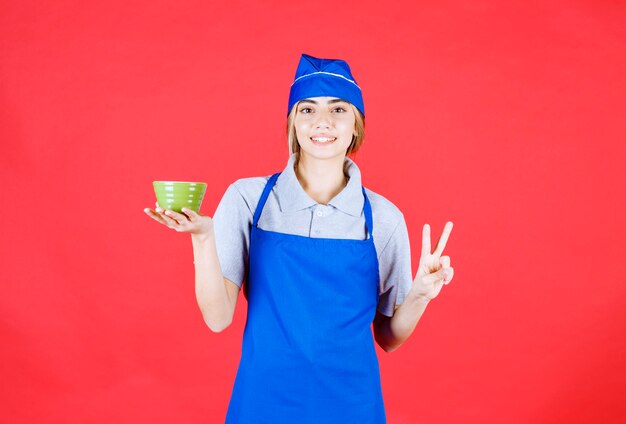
[144,53,455,423]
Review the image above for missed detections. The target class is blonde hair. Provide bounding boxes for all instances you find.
[286,101,365,158]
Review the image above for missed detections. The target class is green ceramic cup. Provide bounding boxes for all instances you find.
[153,181,207,213]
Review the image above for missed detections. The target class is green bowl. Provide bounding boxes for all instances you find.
[153,181,207,213]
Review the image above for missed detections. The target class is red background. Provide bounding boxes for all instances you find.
[2,1,625,422]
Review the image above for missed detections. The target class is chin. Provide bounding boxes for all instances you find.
[299,146,348,161]
[301,138,350,152]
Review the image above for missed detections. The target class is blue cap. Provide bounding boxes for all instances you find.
[287,53,365,118]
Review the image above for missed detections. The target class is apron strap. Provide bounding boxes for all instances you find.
[253,172,281,228]
[362,187,374,239]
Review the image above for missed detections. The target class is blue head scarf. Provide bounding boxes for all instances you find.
[287,53,365,118]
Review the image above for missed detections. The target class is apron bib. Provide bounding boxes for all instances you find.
[225,172,386,423]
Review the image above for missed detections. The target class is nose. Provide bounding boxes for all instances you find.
[314,109,332,128]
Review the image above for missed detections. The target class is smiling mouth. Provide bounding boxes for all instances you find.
[310,137,337,144]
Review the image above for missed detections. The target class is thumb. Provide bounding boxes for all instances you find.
[423,267,450,285]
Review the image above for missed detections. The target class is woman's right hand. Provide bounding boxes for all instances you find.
[144,201,214,238]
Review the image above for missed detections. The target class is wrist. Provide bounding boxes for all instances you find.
[191,231,214,244]
[406,288,432,305]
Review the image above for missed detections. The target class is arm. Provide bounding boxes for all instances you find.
[373,292,430,353]
[191,232,240,333]
[144,203,240,333]
[374,221,455,352]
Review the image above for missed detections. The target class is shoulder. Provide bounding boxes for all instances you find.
[231,175,271,196]
[363,187,405,227]
[228,175,272,214]
[363,187,409,257]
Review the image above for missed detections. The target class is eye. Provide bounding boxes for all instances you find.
[299,107,313,113]
[333,107,347,113]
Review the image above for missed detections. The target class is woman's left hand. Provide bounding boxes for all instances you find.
[410,221,455,302]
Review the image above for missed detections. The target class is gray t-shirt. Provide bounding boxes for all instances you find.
[212,153,413,317]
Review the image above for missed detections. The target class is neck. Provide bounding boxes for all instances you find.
[294,152,348,205]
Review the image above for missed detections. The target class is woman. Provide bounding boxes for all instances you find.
[144,53,455,423]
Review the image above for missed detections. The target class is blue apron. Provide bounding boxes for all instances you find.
[225,172,386,423]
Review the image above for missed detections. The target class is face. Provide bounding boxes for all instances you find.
[294,96,357,160]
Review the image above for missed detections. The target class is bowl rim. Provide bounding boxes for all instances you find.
[153,181,207,185]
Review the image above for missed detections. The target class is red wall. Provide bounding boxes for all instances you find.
[2,1,625,422]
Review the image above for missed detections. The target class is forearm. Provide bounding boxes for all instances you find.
[375,291,430,353]
[191,233,232,331]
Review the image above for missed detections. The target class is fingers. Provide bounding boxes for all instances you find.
[423,265,454,286]
[438,266,454,285]
[443,267,454,285]
[181,207,198,221]
[144,208,169,226]
[424,267,449,285]
[433,221,453,257]
[161,209,189,226]
[154,202,165,214]
[144,205,191,229]
[421,224,431,257]
[439,256,453,285]
[153,201,196,221]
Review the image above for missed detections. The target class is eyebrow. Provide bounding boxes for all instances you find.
[299,98,348,105]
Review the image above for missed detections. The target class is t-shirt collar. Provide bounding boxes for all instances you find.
[275,153,364,217]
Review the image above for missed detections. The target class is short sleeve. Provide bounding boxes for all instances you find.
[212,183,253,287]
[377,214,413,317]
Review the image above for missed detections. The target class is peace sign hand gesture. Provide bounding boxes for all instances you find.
[410,222,455,302]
